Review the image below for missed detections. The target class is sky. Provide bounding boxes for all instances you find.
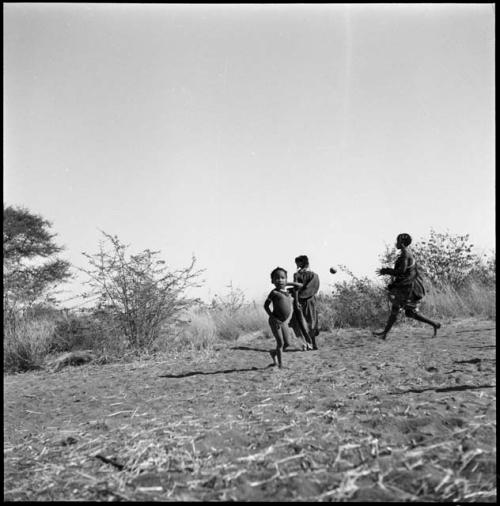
[3,3,495,307]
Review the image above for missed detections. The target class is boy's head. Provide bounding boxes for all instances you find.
[270,267,287,287]
[396,233,412,248]
[295,255,309,268]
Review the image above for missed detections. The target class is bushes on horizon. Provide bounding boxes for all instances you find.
[4,227,495,374]
[380,229,495,289]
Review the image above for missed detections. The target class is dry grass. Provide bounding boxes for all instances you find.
[3,316,56,372]
[423,281,496,321]
[166,309,218,352]
[211,303,269,341]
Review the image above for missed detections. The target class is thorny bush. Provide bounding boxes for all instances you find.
[80,231,204,349]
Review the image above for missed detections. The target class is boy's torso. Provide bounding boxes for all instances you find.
[269,289,293,321]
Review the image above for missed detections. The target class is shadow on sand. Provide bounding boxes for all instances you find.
[231,345,303,353]
[159,364,274,378]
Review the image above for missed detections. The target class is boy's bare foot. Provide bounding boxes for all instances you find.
[372,330,387,340]
[269,350,278,366]
[433,323,441,337]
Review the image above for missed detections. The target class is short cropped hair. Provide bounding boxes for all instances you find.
[295,255,309,268]
[270,267,287,281]
[397,233,412,247]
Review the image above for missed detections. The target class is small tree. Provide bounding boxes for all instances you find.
[3,205,71,317]
[80,232,204,348]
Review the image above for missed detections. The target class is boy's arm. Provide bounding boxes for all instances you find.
[286,282,302,306]
[392,251,410,276]
[297,272,320,298]
[379,252,409,276]
[263,296,273,317]
[378,267,395,275]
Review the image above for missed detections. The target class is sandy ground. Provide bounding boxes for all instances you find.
[4,318,496,502]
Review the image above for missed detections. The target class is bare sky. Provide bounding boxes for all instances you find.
[3,3,495,305]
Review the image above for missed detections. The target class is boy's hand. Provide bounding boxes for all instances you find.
[270,315,282,325]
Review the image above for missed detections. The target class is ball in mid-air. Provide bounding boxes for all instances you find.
[329,267,337,274]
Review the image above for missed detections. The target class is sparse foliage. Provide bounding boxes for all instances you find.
[3,205,71,316]
[80,232,204,348]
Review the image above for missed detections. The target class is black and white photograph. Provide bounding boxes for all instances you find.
[4,3,495,502]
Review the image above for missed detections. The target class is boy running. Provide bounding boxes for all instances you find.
[373,233,441,340]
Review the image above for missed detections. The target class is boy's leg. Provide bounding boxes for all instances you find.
[304,298,319,349]
[268,317,284,367]
[280,320,294,356]
[281,313,293,350]
[309,330,317,350]
[405,308,441,336]
[275,329,283,367]
[294,305,313,348]
[373,304,399,339]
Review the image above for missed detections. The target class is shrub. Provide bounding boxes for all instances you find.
[80,231,203,349]
[319,266,389,330]
[51,308,128,357]
[464,254,496,288]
